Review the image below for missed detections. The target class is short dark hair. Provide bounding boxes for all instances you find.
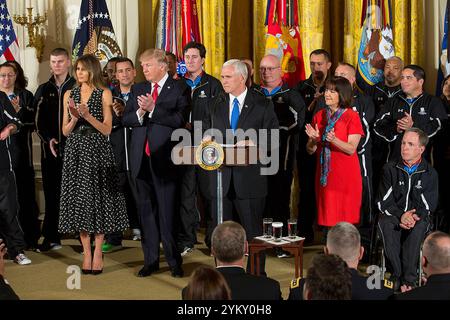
[325,76,353,108]
[165,51,177,62]
[212,221,246,263]
[184,266,231,300]
[305,254,352,300]
[50,48,70,58]
[183,41,206,58]
[310,49,331,62]
[404,64,426,82]
[114,57,134,69]
[404,127,429,147]
[337,62,356,74]
[107,56,122,65]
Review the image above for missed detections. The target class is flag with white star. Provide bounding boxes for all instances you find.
[0,0,20,63]
[72,0,122,67]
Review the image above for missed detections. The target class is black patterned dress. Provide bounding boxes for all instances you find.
[58,87,129,234]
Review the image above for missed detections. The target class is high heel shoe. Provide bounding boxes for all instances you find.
[82,268,92,275]
[92,254,104,275]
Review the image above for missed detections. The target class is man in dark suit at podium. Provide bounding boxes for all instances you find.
[200,59,279,273]
[123,49,190,278]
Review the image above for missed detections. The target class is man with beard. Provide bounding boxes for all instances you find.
[295,49,332,244]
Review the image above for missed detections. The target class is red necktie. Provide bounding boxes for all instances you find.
[145,83,159,156]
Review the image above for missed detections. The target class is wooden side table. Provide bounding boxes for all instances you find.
[249,238,305,278]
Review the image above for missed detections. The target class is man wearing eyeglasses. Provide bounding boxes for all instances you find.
[374,65,447,162]
[253,54,305,258]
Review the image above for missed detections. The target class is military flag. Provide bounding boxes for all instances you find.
[356,0,395,91]
[436,0,450,96]
[264,0,305,88]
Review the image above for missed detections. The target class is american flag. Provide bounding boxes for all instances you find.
[0,0,20,63]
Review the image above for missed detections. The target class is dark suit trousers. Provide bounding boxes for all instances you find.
[41,152,63,243]
[0,171,26,258]
[135,156,182,268]
[178,165,200,249]
[205,177,266,274]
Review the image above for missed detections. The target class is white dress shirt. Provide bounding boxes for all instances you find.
[228,88,247,123]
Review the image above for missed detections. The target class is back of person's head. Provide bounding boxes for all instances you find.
[184,265,231,300]
[211,221,246,263]
[326,222,362,264]
[304,254,352,300]
[423,231,450,274]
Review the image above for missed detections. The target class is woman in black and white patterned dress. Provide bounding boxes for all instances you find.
[59,54,128,274]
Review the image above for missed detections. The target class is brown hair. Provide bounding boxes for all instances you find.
[184,266,231,300]
[50,47,70,58]
[74,54,106,88]
[305,254,352,300]
[325,76,353,108]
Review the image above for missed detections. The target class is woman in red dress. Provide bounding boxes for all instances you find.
[305,77,364,227]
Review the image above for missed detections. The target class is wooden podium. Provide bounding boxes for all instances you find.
[173,143,257,224]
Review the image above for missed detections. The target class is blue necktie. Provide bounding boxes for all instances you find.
[230,98,240,133]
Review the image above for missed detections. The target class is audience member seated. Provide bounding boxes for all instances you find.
[395,231,450,300]
[209,221,282,300]
[303,254,352,300]
[289,222,393,300]
[0,239,20,300]
[377,127,438,291]
[182,265,231,300]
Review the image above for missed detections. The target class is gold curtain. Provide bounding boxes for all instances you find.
[146,0,424,80]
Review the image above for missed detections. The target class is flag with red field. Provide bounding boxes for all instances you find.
[264,0,305,87]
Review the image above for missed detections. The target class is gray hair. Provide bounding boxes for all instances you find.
[212,221,246,263]
[326,222,361,262]
[223,59,248,82]
[423,231,450,271]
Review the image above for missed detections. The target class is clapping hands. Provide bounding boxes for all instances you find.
[305,123,320,142]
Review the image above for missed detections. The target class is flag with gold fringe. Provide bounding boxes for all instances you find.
[71,0,122,66]
[264,0,305,88]
[356,0,395,91]
[155,0,201,59]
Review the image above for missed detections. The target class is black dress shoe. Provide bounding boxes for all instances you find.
[170,265,184,278]
[137,264,159,277]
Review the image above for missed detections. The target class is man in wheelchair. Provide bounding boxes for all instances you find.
[377,128,438,291]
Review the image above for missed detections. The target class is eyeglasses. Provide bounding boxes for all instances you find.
[0,73,16,79]
[259,66,280,73]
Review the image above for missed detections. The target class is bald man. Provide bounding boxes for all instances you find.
[253,55,305,257]
[396,231,450,300]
